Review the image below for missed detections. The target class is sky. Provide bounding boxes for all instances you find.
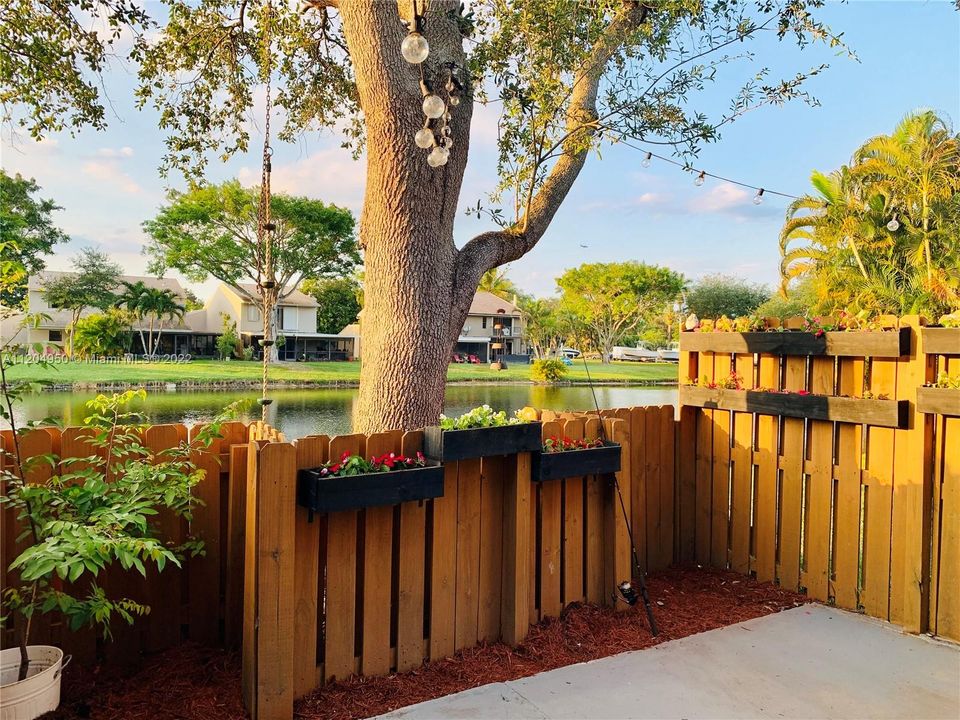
[1,1,958,300]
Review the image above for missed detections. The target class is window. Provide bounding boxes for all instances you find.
[246,305,260,322]
[280,306,298,331]
[48,330,62,342]
[482,316,487,329]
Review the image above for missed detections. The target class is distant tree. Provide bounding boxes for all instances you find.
[115,283,185,356]
[557,262,685,363]
[144,180,357,360]
[216,313,241,360]
[685,274,770,320]
[0,171,69,307]
[42,249,122,356]
[182,288,204,311]
[756,277,819,320]
[479,267,520,301]
[72,309,132,357]
[301,276,361,334]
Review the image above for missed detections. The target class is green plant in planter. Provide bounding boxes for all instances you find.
[0,385,244,681]
[438,404,529,430]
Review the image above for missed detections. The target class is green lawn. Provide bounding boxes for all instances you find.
[7,358,678,387]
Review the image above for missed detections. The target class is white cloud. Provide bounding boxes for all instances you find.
[97,146,135,158]
[687,182,752,213]
[238,147,366,213]
[81,160,143,194]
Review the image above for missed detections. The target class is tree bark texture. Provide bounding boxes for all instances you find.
[341,0,643,432]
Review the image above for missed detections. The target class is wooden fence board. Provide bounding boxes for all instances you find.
[188,425,224,645]
[478,454,505,641]
[561,418,585,605]
[455,457,482,649]
[754,355,780,583]
[628,408,647,571]
[730,354,754,575]
[225,443,250,649]
[396,431,427,672]
[643,408,661,571]
[293,435,327,695]
[934,365,959,639]
[584,418,605,604]
[779,356,806,591]
[323,434,364,681]
[501,451,531,645]
[711,353,732,569]
[657,405,676,570]
[694,352,715,566]
[361,431,402,676]
[429,463,458,660]
[834,359,864,610]
[804,357,834,601]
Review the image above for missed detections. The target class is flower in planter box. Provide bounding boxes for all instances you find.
[542,436,604,453]
[439,404,530,430]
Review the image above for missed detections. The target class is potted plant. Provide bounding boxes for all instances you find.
[297,450,444,515]
[533,436,621,482]
[423,405,542,461]
[0,386,236,719]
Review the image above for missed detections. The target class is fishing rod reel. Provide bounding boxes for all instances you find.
[615,580,640,606]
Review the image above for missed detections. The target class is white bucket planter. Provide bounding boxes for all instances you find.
[0,646,68,720]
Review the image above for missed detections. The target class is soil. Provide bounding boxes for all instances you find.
[50,567,809,720]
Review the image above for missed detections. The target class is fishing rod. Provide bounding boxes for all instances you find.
[582,354,659,637]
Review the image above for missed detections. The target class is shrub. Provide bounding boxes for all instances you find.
[72,309,131,357]
[216,312,241,359]
[531,358,568,383]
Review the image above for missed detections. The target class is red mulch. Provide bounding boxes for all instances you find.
[50,567,808,720]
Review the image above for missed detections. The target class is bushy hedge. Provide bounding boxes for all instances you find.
[531,358,568,383]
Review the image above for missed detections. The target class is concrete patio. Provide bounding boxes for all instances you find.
[376,605,960,720]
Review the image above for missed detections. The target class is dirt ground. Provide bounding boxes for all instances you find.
[51,566,808,720]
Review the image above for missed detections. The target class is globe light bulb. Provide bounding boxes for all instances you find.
[414,127,435,149]
[427,146,449,167]
[694,171,706,187]
[422,94,445,119]
[753,188,764,205]
[886,217,900,232]
[400,32,430,64]
[641,152,652,168]
[449,95,460,107]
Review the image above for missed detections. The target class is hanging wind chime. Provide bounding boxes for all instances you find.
[256,0,276,421]
[400,0,463,167]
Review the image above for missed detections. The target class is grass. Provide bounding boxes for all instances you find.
[7,358,678,387]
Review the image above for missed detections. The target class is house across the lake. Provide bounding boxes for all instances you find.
[2,275,527,363]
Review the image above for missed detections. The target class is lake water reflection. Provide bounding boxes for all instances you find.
[11,384,678,439]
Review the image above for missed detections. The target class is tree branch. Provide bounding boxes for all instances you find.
[451,3,647,332]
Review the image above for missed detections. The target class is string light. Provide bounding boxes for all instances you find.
[616,138,800,200]
[886,214,900,232]
[753,188,765,205]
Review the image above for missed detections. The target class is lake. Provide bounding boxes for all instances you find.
[8,385,678,439]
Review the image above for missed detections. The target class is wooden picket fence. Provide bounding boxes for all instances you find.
[0,420,253,663]
[676,316,959,640]
[3,314,957,720]
[241,407,678,719]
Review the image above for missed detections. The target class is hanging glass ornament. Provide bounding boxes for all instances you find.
[443,111,451,122]
[427,146,449,167]
[449,95,460,107]
[415,127,435,148]
[442,124,452,137]
[401,32,430,64]
[422,94,445,119]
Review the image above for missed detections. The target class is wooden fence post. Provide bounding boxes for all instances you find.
[501,451,532,645]
[242,440,297,720]
[604,418,632,610]
[891,317,934,633]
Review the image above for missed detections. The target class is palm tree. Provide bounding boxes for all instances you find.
[479,267,519,299]
[779,110,960,317]
[116,283,185,356]
[116,281,151,355]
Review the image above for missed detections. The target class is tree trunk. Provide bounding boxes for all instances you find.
[341,1,472,433]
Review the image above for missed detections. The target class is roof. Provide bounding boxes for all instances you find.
[29,271,187,296]
[234,283,318,308]
[468,290,521,316]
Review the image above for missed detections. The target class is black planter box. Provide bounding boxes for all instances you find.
[423,422,542,462]
[533,442,622,482]
[296,463,445,514]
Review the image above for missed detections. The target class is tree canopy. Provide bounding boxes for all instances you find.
[0,171,69,307]
[557,261,685,362]
[780,110,960,318]
[143,180,358,306]
[685,274,770,320]
[42,248,122,355]
[301,276,361,334]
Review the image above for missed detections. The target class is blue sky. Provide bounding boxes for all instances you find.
[1,1,958,299]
